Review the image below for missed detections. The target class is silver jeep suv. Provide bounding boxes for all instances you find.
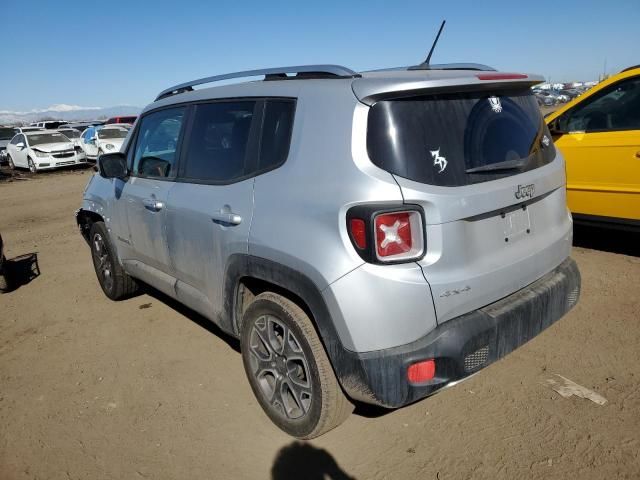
[77,63,580,438]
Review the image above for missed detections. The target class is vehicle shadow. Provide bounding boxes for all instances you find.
[141,285,241,353]
[2,253,40,292]
[271,441,355,480]
[573,224,640,257]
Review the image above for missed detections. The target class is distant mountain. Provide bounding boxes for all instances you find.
[0,104,142,125]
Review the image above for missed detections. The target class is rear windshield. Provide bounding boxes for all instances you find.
[367,89,555,186]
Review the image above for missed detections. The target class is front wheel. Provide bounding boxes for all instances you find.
[6,154,15,170]
[27,157,37,173]
[89,221,139,300]
[241,292,353,439]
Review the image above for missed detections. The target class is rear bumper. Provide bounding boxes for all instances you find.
[337,257,580,408]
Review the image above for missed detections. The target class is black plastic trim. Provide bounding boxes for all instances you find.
[572,213,640,232]
[335,257,581,407]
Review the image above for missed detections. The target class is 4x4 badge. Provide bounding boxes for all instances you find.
[430,148,447,173]
[488,96,502,113]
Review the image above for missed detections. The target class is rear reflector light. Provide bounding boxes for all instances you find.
[407,359,436,384]
[476,73,529,80]
[374,211,424,262]
[349,218,367,249]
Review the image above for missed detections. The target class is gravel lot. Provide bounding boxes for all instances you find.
[1,168,639,479]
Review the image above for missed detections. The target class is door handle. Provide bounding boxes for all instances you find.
[142,198,164,211]
[211,211,242,225]
[635,151,640,159]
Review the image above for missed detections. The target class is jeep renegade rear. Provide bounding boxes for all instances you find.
[77,63,580,438]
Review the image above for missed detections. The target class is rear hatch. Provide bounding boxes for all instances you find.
[359,76,573,323]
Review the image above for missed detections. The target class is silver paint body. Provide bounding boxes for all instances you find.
[81,68,572,353]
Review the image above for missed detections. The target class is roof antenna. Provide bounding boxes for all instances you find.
[425,20,446,65]
[410,20,446,70]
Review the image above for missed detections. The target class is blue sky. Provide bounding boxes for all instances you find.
[1,0,638,111]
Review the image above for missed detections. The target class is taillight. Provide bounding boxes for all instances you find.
[346,205,425,264]
[374,211,424,262]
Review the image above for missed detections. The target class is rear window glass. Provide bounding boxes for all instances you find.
[367,89,555,186]
[259,100,295,171]
[182,101,257,182]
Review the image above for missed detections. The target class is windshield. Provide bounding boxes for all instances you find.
[367,88,555,186]
[27,133,71,146]
[0,128,16,140]
[59,129,80,139]
[98,128,128,139]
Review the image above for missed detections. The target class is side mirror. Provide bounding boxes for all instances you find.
[16,142,25,149]
[98,152,128,179]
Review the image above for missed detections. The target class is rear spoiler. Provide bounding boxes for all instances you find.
[352,73,545,105]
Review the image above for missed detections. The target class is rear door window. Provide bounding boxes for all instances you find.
[367,89,555,186]
[180,101,258,183]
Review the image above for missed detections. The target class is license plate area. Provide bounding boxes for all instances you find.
[503,206,530,242]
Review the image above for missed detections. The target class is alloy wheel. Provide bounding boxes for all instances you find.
[27,158,36,173]
[248,314,313,420]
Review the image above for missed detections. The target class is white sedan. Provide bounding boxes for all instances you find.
[5,131,87,173]
[79,125,129,161]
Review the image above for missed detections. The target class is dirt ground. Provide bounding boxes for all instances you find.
[1,168,639,480]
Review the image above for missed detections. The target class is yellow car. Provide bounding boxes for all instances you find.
[546,66,640,229]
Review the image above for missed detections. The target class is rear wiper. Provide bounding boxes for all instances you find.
[465,158,528,173]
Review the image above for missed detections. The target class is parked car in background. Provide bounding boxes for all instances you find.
[78,62,580,438]
[14,126,44,134]
[79,125,129,161]
[546,65,640,230]
[5,130,86,172]
[35,121,69,129]
[65,122,98,132]
[0,127,17,164]
[57,128,84,149]
[105,115,137,125]
[534,91,556,106]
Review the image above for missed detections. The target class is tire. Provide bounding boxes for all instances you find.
[27,157,37,173]
[0,260,9,293]
[241,292,353,439]
[7,154,15,170]
[89,221,138,300]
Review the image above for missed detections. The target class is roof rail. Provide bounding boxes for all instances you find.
[155,64,361,101]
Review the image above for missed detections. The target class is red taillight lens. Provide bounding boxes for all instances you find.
[374,211,424,262]
[476,73,529,80]
[407,359,436,384]
[349,218,367,249]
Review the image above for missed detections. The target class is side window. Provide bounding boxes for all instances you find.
[133,107,185,179]
[259,100,295,171]
[560,77,640,132]
[181,101,257,182]
[10,134,22,145]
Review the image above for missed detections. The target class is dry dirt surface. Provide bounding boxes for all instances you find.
[1,168,639,480]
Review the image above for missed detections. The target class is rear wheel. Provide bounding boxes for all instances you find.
[240,292,353,439]
[89,221,138,300]
[27,157,37,173]
[0,259,9,293]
